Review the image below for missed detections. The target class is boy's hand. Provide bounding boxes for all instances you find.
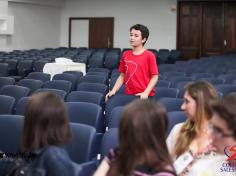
[105,90,116,102]
[135,92,149,99]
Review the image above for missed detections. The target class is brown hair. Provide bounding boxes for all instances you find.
[210,92,236,139]
[130,24,149,46]
[107,99,174,176]
[21,92,71,152]
[174,81,218,158]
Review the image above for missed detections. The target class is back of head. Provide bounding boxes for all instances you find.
[130,24,149,45]
[108,99,172,175]
[21,92,71,152]
[211,92,236,139]
[174,81,218,157]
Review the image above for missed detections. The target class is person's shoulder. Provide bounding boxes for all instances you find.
[43,146,69,160]
[172,122,184,133]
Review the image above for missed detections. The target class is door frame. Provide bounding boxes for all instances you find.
[68,17,114,48]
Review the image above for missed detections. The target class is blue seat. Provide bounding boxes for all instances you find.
[199,78,224,85]
[33,60,48,72]
[0,95,16,114]
[11,60,33,80]
[0,115,23,153]
[100,128,118,159]
[0,63,9,76]
[63,71,83,84]
[17,79,43,94]
[156,80,171,88]
[104,55,120,70]
[53,73,77,91]
[215,84,236,97]
[105,94,137,126]
[5,59,18,76]
[0,77,15,89]
[159,97,183,112]
[34,88,67,100]
[218,74,236,84]
[190,73,214,80]
[0,85,30,102]
[26,72,51,82]
[79,75,107,84]
[154,87,179,100]
[168,76,193,88]
[66,102,104,133]
[66,91,103,106]
[86,71,109,80]
[111,69,120,78]
[167,111,186,135]
[88,56,104,68]
[77,82,108,95]
[163,72,186,80]
[108,106,124,129]
[157,49,171,64]
[87,68,110,74]
[169,49,181,63]
[65,123,96,164]
[14,97,30,115]
[43,80,72,93]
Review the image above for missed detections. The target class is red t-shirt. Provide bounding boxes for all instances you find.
[119,50,158,96]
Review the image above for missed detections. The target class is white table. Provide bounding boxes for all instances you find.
[43,62,86,79]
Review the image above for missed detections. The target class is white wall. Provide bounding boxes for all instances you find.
[60,0,177,50]
[3,2,61,51]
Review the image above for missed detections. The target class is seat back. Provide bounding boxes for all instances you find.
[77,82,108,95]
[0,85,30,102]
[0,77,15,89]
[105,94,137,126]
[167,111,186,135]
[159,97,183,112]
[100,128,119,159]
[154,87,179,100]
[108,106,124,129]
[0,95,16,114]
[66,91,103,106]
[79,75,107,84]
[53,73,77,91]
[0,63,9,76]
[66,102,104,133]
[65,123,96,164]
[27,72,51,82]
[34,88,67,100]
[18,79,43,94]
[43,80,72,93]
[0,115,23,153]
[15,97,30,115]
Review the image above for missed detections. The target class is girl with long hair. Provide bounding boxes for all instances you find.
[94,99,176,176]
[167,81,218,175]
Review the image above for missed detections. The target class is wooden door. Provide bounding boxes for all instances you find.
[89,18,114,48]
[177,2,201,59]
[224,2,236,53]
[201,2,223,56]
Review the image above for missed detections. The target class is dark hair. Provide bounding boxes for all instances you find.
[107,99,174,175]
[130,24,149,45]
[21,92,71,152]
[210,92,236,139]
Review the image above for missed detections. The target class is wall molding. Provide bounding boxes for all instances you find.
[8,0,65,7]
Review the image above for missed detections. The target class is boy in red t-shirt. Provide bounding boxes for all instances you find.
[105,24,158,101]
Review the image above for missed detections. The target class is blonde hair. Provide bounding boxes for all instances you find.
[174,81,218,158]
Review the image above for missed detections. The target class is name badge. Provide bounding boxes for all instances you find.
[174,151,194,174]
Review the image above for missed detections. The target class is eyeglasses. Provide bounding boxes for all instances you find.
[208,123,234,138]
